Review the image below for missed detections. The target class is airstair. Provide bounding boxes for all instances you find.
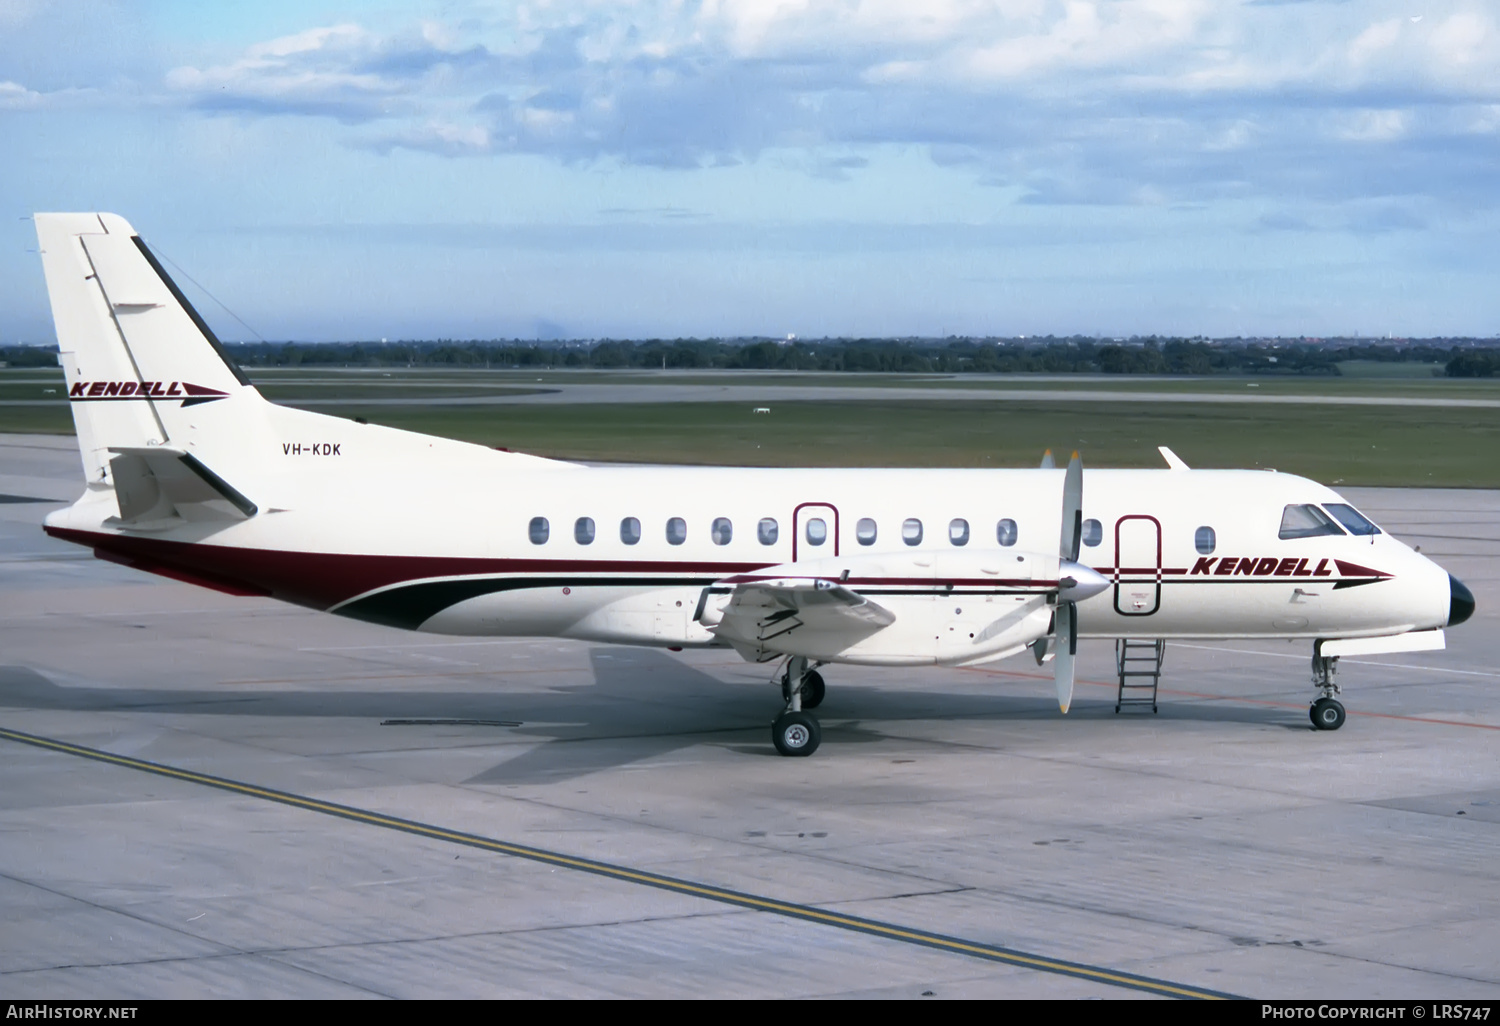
[1115,638,1165,713]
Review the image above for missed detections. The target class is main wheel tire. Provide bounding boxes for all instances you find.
[1311,698,1346,731]
[800,670,825,709]
[772,711,821,756]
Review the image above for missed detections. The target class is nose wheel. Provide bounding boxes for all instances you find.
[1310,646,1346,731]
[773,657,824,755]
[1310,698,1346,731]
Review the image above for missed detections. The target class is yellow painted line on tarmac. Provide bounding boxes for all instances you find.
[0,724,1238,1000]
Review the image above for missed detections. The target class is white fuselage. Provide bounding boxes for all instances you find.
[44,421,1455,668]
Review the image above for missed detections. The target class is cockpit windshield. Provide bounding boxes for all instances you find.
[1323,503,1382,536]
[1279,503,1346,540]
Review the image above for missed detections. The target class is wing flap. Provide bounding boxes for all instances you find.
[710,579,895,659]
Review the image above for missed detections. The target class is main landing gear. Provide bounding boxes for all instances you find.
[1310,645,1346,731]
[773,657,824,756]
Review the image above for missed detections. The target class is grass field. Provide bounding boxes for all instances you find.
[307,398,1497,487]
[4,368,1498,486]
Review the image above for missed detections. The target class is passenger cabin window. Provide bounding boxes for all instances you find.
[1279,504,1345,540]
[666,517,687,545]
[902,518,923,546]
[528,516,549,544]
[1194,526,1216,554]
[996,519,1018,547]
[1081,518,1103,547]
[856,518,877,546]
[711,517,733,545]
[758,518,779,545]
[575,517,595,545]
[1323,503,1381,536]
[620,517,641,545]
[949,518,969,546]
[805,518,827,546]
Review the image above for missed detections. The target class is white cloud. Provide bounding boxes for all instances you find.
[1335,108,1409,142]
[35,2,1486,207]
[1428,11,1490,66]
[0,78,40,108]
[0,77,98,109]
[1348,18,1402,64]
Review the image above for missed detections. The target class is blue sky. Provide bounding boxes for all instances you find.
[3,0,1498,342]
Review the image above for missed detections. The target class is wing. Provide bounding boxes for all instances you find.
[709,579,896,661]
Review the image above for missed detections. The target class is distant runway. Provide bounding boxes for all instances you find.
[2,434,1498,998]
[278,384,1500,409]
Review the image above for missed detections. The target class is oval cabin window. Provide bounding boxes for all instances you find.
[575,517,595,544]
[711,517,733,545]
[757,518,779,545]
[805,518,827,545]
[949,518,969,546]
[620,517,641,545]
[1194,525,1216,554]
[997,518,1018,547]
[856,518,877,545]
[666,517,687,545]
[902,518,923,546]
[528,517,550,545]
[1082,518,1103,547]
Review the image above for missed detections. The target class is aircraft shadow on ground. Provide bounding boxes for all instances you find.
[0,648,1312,783]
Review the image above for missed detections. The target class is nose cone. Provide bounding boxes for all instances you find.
[1059,560,1109,603]
[1448,575,1475,627]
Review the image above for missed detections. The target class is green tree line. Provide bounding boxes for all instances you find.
[4,338,1498,376]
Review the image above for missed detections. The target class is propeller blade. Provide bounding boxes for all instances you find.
[1054,601,1076,713]
[1040,449,1056,470]
[1060,450,1083,563]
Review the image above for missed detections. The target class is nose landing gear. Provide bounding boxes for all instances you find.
[772,657,824,756]
[1310,647,1345,731]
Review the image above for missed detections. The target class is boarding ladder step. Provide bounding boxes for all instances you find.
[1115,638,1165,714]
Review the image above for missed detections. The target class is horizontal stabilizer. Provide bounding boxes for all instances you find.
[108,447,257,526]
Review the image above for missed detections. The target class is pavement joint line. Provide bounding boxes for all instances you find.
[0,723,1238,1000]
[1170,642,1500,680]
[958,666,1500,730]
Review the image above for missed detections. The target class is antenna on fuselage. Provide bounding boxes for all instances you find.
[1158,446,1190,470]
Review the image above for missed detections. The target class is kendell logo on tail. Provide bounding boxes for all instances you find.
[68,381,229,407]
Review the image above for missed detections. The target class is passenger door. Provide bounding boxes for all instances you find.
[1114,515,1162,616]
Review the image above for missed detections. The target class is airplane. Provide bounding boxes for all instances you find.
[31,213,1476,757]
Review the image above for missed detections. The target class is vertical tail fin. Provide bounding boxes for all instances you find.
[34,213,259,484]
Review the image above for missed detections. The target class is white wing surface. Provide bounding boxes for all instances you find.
[709,579,896,661]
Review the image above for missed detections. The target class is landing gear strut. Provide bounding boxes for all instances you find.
[1310,644,1346,731]
[773,657,823,756]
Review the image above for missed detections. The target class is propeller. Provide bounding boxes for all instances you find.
[1029,450,1105,708]
[1055,451,1086,714]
